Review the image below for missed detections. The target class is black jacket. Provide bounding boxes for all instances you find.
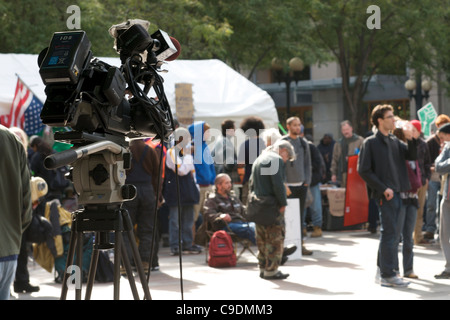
[357,131,417,200]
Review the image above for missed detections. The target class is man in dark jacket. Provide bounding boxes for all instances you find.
[357,104,417,288]
[0,125,32,300]
[203,173,255,244]
[251,139,295,280]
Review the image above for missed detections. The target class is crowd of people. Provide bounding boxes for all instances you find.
[1,107,450,298]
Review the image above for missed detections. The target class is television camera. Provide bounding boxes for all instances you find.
[38,20,179,300]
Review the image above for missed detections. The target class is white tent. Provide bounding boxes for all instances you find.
[0,54,279,133]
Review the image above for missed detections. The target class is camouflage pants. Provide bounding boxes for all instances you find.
[256,213,285,274]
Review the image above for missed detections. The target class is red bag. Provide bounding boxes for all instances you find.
[208,230,236,268]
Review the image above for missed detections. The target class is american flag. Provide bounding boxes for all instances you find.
[0,78,45,136]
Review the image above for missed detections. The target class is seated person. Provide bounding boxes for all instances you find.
[203,173,256,244]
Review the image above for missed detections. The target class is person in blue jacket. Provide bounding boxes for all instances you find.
[188,121,216,228]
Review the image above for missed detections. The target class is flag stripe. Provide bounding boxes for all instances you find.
[2,77,45,136]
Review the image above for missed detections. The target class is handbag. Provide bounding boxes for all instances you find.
[246,191,279,226]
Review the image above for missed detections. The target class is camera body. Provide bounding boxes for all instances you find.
[38,20,177,144]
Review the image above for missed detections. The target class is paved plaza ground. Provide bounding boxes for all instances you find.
[10,229,450,301]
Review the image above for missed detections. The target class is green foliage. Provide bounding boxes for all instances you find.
[2,0,450,113]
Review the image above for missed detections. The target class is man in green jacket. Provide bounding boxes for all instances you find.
[0,125,32,299]
[250,139,295,280]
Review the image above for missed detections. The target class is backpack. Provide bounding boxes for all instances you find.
[208,230,236,268]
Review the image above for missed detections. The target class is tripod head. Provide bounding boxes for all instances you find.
[44,133,136,205]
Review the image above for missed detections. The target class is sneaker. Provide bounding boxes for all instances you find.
[170,247,180,256]
[380,276,410,287]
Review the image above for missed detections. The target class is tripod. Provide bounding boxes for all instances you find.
[45,137,151,300]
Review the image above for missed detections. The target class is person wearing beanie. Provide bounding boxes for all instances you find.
[409,120,432,245]
[434,122,450,278]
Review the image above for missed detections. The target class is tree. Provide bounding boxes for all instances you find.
[0,0,232,59]
[303,0,450,133]
[202,0,330,78]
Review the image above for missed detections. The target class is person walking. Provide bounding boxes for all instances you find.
[357,105,417,287]
[0,125,32,300]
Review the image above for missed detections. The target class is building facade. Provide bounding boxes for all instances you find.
[252,61,448,144]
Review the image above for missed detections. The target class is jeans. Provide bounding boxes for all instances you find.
[395,202,417,274]
[0,259,17,300]
[425,180,441,234]
[377,192,402,278]
[305,184,322,228]
[169,205,194,250]
[227,222,256,244]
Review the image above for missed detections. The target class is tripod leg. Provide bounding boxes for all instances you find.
[120,240,140,300]
[60,218,78,300]
[121,209,152,300]
[75,230,84,300]
[113,229,122,300]
[84,232,100,300]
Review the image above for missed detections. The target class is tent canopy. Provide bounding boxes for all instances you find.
[0,54,278,134]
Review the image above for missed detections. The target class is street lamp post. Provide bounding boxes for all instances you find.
[404,74,432,118]
[271,57,305,118]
